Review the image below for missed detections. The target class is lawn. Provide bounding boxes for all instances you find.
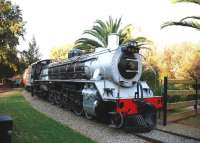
[0,90,95,143]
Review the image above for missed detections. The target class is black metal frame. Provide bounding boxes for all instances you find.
[194,79,198,114]
[163,77,168,126]
[162,77,199,126]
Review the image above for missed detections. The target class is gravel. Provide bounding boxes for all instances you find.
[157,124,200,140]
[22,91,147,143]
[139,130,200,143]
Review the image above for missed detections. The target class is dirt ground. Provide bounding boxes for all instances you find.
[0,88,22,96]
[0,87,11,93]
[176,114,200,129]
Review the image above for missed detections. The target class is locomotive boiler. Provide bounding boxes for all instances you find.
[30,34,162,132]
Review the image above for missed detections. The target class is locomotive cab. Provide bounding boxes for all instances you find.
[31,59,52,96]
[31,59,52,81]
[68,48,84,58]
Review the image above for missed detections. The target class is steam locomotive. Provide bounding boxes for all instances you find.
[28,34,162,132]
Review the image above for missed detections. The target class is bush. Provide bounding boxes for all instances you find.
[141,68,162,96]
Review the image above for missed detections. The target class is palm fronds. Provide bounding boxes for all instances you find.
[75,16,151,53]
[180,16,200,21]
[75,17,134,51]
[172,0,200,5]
[161,0,200,30]
[161,21,200,30]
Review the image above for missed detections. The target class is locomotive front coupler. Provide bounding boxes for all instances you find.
[123,100,157,132]
[110,98,157,132]
[123,114,151,132]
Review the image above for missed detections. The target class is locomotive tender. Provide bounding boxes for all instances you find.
[30,34,162,132]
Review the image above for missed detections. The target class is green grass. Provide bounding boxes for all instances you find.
[0,90,96,143]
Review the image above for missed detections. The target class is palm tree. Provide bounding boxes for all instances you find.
[161,0,200,30]
[75,17,149,52]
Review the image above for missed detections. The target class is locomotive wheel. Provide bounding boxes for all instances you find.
[84,111,93,120]
[72,102,84,116]
[143,111,156,129]
[48,90,55,104]
[54,91,62,107]
[62,96,71,110]
[31,87,34,97]
[110,112,124,128]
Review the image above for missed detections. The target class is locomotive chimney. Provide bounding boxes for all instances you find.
[107,33,119,50]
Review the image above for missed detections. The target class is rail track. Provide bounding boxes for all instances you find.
[134,128,200,143]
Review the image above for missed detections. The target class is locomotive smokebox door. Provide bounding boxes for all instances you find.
[0,115,13,143]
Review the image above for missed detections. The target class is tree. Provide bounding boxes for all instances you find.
[143,42,200,80]
[0,0,25,78]
[161,0,200,30]
[187,51,200,79]
[50,44,73,60]
[75,16,149,51]
[0,63,15,79]
[0,0,25,49]
[22,37,41,65]
[0,48,19,78]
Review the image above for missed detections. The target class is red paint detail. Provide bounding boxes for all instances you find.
[144,96,163,109]
[116,99,138,115]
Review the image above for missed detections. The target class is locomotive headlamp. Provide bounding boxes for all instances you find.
[128,40,137,48]
[121,40,139,54]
